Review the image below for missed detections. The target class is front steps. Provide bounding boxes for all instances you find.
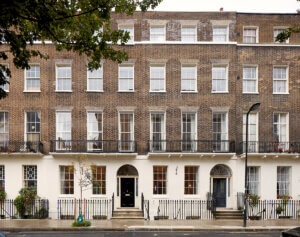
[215,208,243,219]
[112,208,144,220]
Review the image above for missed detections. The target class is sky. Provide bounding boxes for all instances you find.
[153,0,300,13]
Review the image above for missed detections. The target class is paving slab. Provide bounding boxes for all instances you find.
[0,219,299,232]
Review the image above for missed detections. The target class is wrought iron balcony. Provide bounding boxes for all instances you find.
[50,140,136,153]
[148,140,235,153]
[238,141,300,153]
[0,141,43,153]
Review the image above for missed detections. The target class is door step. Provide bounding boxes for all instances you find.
[215,209,243,220]
[112,209,144,220]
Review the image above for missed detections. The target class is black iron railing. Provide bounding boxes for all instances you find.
[247,199,300,220]
[0,141,43,153]
[0,199,48,219]
[141,193,150,220]
[50,140,137,153]
[239,141,300,154]
[155,199,215,220]
[57,199,112,220]
[148,140,235,153]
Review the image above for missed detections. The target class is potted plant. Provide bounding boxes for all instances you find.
[276,205,283,215]
[14,187,38,219]
[247,194,262,220]
[277,195,292,219]
[0,189,7,219]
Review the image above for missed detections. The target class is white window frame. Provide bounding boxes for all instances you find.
[60,165,74,195]
[277,166,291,196]
[92,166,106,195]
[150,64,166,92]
[87,111,103,151]
[212,26,228,42]
[23,165,37,190]
[242,65,258,94]
[56,111,72,150]
[55,64,72,92]
[181,64,197,92]
[212,64,228,93]
[87,66,103,92]
[149,112,166,152]
[181,112,197,152]
[273,112,289,149]
[0,165,5,190]
[118,64,134,92]
[153,166,168,195]
[184,166,199,195]
[274,28,289,43]
[181,25,197,42]
[243,27,258,43]
[24,64,41,92]
[0,64,9,92]
[273,66,288,94]
[118,25,134,44]
[0,111,9,149]
[24,111,41,144]
[118,112,134,152]
[212,111,228,152]
[150,25,166,42]
[247,166,260,195]
[243,113,259,153]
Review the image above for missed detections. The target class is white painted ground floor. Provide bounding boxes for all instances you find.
[1,153,299,219]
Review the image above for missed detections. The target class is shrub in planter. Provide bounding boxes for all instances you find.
[72,220,91,227]
[14,187,37,218]
[0,189,6,201]
[276,206,283,215]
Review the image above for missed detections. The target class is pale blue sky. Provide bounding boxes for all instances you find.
[154,0,300,13]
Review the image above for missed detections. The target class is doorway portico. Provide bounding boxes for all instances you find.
[116,164,139,208]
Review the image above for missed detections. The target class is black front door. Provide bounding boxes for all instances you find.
[213,178,226,207]
[121,178,135,207]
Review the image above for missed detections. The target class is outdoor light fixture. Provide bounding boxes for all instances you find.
[244,102,260,228]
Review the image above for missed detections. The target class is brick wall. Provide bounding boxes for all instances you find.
[0,11,299,154]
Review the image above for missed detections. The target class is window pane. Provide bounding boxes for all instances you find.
[150,66,165,91]
[153,166,167,195]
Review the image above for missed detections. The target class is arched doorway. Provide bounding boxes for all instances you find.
[210,164,232,208]
[117,165,139,208]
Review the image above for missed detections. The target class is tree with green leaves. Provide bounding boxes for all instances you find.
[0,0,162,99]
[276,0,300,43]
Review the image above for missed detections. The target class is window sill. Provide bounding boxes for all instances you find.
[58,195,75,198]
[242,92,259,94]
[90,195,108,198]
[149,91,166,93]
[55,90,73,93]
[152,195,169,199]
[118,90,135,93]
[181,91,198,93]
[273,92,289,95]
[212,91,229,94]
[23,90,41,93]
[86,90,104,93]
[183,195,201,198]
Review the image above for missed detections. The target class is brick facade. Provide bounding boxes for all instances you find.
[0,11,299,154]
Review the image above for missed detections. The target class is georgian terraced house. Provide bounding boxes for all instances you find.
[0,10,300,220]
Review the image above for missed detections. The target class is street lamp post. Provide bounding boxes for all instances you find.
[243,102,260,228]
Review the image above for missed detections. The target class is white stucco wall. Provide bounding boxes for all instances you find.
[1,153,299,219]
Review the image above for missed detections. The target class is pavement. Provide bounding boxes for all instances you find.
[0,219,299,232]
